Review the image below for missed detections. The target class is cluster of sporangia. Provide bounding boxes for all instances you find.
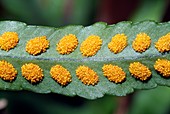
[0,31,170,86]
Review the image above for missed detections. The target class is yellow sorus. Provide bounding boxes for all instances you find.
[0,32,19,51]
[26,36,49,55]
[80,35,102,57]
[154,59,170,77]
[76,65,99,85]
[155,33,170,53]
[21,63,44,83]
[50,65,72,86]
[102,64,126,83]
[108,34,127,54]
[0,60,17,82]
[56,34,78,55]
[129,62,151,81]
[132,33,151,53]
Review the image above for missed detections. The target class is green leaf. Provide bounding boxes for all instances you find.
[129,86,170,114]
[0,20,170,99]
[130,0,167,22]
[1,0,66,26]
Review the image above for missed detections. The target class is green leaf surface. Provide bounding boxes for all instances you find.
[129,86,170,114]
[0,20,170,99]
[130,0,167,22]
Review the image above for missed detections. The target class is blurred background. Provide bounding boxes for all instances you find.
[0,0,170,114]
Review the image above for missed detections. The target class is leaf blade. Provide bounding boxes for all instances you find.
[0,21,170,99]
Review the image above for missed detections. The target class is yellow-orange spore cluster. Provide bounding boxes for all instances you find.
[26,36,49,55]
[21,63,44,83]
[108,34,127,54]
[0,60,17,81]
[132,33,151,52]
[129,62,151,81]
[50,65,72,86]
[155,33,170,53]
[57,34,78,55]
[76,65,99,85]
[102,64,126,83]
[154,59,170,77]
[80,35,102,57]
[0,32,19,51]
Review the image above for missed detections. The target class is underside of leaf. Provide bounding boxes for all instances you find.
[0,20,170,99]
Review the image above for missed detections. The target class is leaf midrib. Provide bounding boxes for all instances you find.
[1,52,164,62]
